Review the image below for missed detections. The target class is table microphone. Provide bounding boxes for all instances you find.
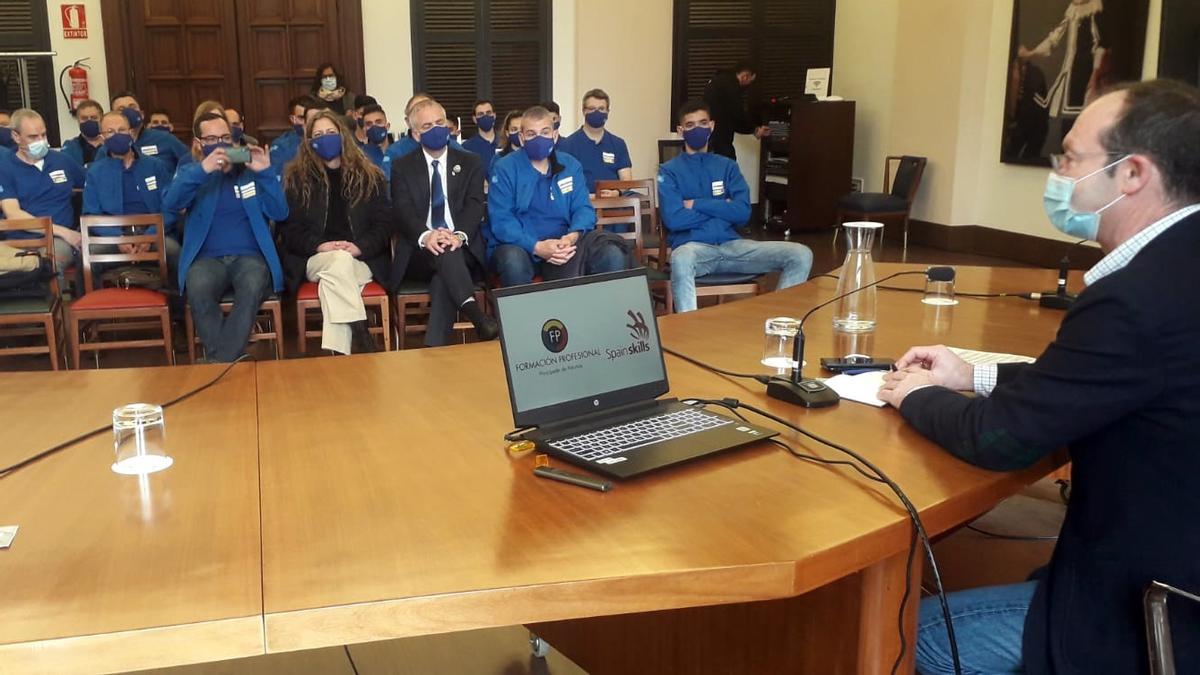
[1037,240,1087,310]
[767,266,956,408]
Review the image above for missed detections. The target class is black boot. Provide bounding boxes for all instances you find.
[349,320,378,353]
[462,299,499,341]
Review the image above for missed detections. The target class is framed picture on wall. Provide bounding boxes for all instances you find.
[1158,0,1200,87]
[1000,0,1149,166]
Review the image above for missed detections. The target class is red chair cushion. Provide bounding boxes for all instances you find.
[297,281,388,301]
[71,287,168,311]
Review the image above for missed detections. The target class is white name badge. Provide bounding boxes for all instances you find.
[144,176,158,191]
[602,151,616,164]
[236,183,257,199]
[557,176,574,195]
[711,180,725,196]
[49,170,68,184]
[141,145,159,156]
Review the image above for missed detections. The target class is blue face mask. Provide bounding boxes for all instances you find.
[0,129,13,148]
[121,108,143,130]
[584,110,608,128]
[682,126,712,151]
[293,123,304,136]
[231,126,244,144]
[419,124,450,151]
[1043,155,1129,240]
[476,114,496,132]
[105,132,133,156]
[79,119,101,139]
[365,125,388,145]
[202,141,231,158]
[508,132,521,148]
[524,134,554,161]
[310,133,342,161]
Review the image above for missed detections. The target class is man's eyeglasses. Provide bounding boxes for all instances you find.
[199,134,234,145]
[1049,151,1125,171]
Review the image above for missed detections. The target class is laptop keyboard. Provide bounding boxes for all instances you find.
[548,408,733,462]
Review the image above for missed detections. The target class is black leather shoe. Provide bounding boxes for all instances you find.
[474,316,500,342]
[349,320,378,353]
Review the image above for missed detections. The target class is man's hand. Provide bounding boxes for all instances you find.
[118,243,150,255]
[441,230,463,251]
[201,147,229,174]
[246,144,271,173]
[893,345,974,391]
[561,231,581,246]
[423,232,447,255]
[534,238,576,265]
[597,189,619,198]
[682,199,694,209]
[54,225,81,250]
[316,241,342,253]
[878,368,938,408]
[753,125,772,140]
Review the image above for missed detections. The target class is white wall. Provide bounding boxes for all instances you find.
[46,0,110,144]
[360,1,414,126]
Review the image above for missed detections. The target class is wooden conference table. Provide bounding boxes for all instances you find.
[0,264,1070,674]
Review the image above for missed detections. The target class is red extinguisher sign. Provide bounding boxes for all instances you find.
[62,4,88,39]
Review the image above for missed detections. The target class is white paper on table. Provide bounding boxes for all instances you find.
[823,371,888,407]
[0,525,18,549]
[805,68,831,98]
[948,347,1036,366]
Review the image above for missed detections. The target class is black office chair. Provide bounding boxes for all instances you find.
[657,139,684,166]
[833,155,927,260]
[1145,580,1200,674]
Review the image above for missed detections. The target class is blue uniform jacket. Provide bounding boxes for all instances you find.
[164,162,287,292]
[269,130,300,170]
[360,142,392,181]
[83,154,177,236]
[462,133,500,177]
[657,151,750,249]
[488,148,595,255]
[134,128,190,171]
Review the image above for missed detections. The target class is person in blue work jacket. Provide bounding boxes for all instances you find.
[164,111,286,363]
[658,99,812,312]
[269,95,316,170]
[462,99,501,177]
[488,106,628,287]
[110,91,191,171]
[0,109,86,289]
[557,89,634,196]
[356,103,394,180]
[61,99,106,168]
[82,111,180,279]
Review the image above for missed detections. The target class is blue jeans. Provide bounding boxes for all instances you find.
[916,581,1037,675]
[491,242,626,287]
[185,255,270,362]
[669,238,813,312]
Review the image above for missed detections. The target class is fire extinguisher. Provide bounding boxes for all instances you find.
[58,58,91,114]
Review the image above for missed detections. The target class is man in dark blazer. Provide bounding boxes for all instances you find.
[879,79,1200,675]
[390,98,497,347]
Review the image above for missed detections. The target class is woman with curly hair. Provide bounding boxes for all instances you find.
[279,110,394,354]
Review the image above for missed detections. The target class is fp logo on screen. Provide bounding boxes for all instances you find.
[541,319,569,353]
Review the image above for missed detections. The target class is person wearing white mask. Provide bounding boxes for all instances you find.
[311,62,357,116]
[879,79,1200,675]
[0,108,87,290]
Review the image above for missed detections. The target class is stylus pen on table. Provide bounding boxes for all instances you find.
[533,466,613,492]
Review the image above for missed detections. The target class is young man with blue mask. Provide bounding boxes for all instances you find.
[557,89,633,197]
[268,95,312,170]
[165,112,286,363]
[110,91,190,171]
[462,99,500,176]
[62,99,105,168]
[356,104,393,180]
[0,109,87,289]
[82,111,180,279]
[147,108,173,133]
[223,108,258,148]
[879,79,1200,675]
[657,99,812,313]
[488,105,629,287]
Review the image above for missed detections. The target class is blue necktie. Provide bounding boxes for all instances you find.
[430,159,447,229]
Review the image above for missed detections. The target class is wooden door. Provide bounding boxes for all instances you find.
[236,0,365,145]
[122,0,242,142]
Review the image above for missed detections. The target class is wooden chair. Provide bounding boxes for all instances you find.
[589,195,678,316]
[68,215,174,369]
[296,280,391,353]
[595,178,660,266]
[834,155,927,260]
[185,296,285,362]
[0,217,64,370]
[650,222,760,313]
[392,281,487,349]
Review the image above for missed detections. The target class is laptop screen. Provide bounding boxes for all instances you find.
[494,269,669,427]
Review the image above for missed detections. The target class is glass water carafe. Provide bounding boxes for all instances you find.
[833,222,883,332]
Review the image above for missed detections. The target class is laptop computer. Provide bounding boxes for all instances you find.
[493,268,777,480]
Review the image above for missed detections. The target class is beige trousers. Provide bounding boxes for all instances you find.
[305,250,372,354]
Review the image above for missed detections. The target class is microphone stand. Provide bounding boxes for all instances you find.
[766,268,943,408]
[1038,240,1088,310]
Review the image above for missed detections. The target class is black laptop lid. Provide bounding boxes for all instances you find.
[493,269,669,428]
